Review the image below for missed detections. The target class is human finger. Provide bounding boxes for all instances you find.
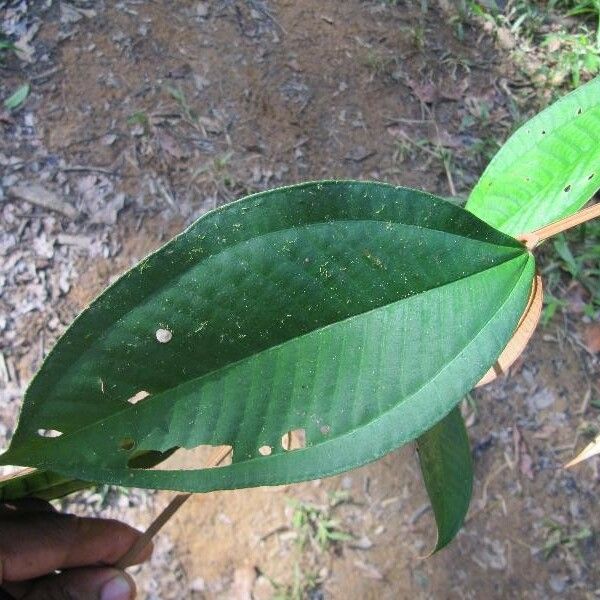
[14,567,136,600]
[0,513,152,583]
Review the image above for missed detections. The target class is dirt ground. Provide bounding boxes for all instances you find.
[1,1,599,598]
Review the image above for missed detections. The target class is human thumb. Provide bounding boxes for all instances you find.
[21,568,135,600]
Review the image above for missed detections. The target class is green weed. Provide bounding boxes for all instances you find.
[468,0,600,88]
[392,132,457,196]
[361,49,394,76]
[542,518,593,560]
[290,493,352,553]
[539,219,600,322]
[127,111,150,135]
[542,31,600,87]
[0,36,15,62]
[551,0,600,45]
[166,84,199,126]
[3,83,29,111]
[269,564,322,600]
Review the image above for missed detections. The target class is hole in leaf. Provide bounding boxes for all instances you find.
[128,445,233,470]
[37,429,63,438]
[281,429,306,451]
[258,445,272,456]
[127,390,150,404]
[119,437,135,451]
[589,173,595,180]
[541,130,546,135]
[127,448,178,469]
[577,107,582,115]
[155,328,173,343]
[564,184,571,193]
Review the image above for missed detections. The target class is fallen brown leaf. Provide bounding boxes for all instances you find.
[583,322,600,354]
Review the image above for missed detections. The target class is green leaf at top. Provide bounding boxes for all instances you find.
[466,76,600,236]
[0,181,534,495]
[4,83,30,110]
[416,405,473,554]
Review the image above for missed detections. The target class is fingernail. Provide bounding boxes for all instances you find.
[100,574,133,600]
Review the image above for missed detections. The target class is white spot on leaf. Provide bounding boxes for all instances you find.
[37,429,63,438]
[156,328,173,343]
[127,390,150,404]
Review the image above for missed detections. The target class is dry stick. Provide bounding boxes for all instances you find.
[519,202,600,250]
[115,445,232,569]
[118,204,600,567]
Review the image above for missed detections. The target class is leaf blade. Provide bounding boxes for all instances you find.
[0,181,534,495]
[466,76,600,236]
[416,406,473,554]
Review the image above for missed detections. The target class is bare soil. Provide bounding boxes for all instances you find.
[1,1,599,598]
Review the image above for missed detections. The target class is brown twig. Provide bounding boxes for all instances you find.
[61,165,114,176]
[115,445,232,569]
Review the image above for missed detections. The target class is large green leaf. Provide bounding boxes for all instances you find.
[466,76,600,236]
[0,181,534,494]
[416,405,473,553]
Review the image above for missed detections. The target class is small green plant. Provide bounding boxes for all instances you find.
[127,111,151,135]
[290,493,352,552]
[542,518,593,560]
[3,84,30,111]
[268,563,322,600]
[361,48,393,75]
[0,35,15,63]
[551,0,600,46]
[1,75,600,562]
[540,218,600,321]
[392,131,457,195]
[190,151,240,200]
[543,31,600,87]
[468,0,600,90]
[166,84,200,127]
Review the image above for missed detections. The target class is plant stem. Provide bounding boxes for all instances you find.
[115,445,232,569]
[519,202,600,250]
